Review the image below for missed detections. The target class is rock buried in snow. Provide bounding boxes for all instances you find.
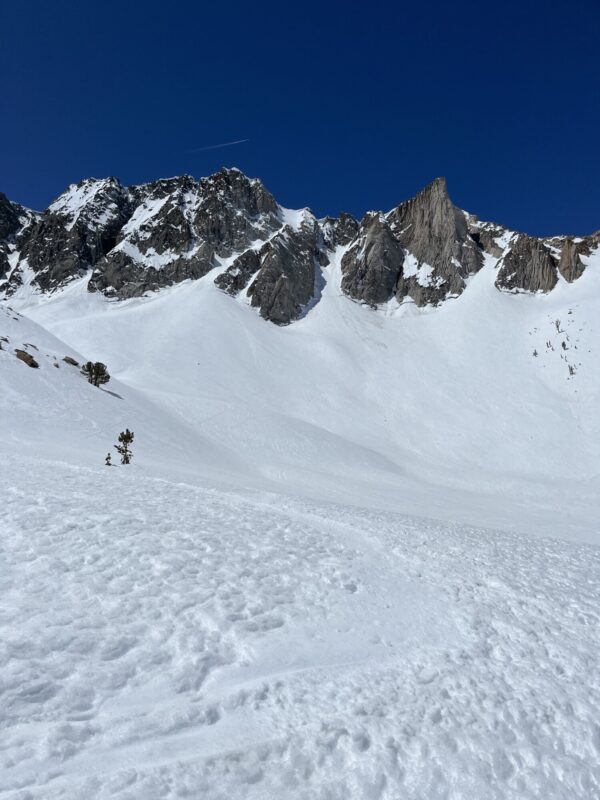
[15,348,39,368]
[63,355,79,366]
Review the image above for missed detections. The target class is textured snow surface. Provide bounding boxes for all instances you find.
[2,455,599,800]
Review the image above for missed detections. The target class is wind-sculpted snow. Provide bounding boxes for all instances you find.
[1,455,599,799]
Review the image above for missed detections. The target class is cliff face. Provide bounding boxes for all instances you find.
[1,169,597,324]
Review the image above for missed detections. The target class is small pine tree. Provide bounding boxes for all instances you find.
[81,361,110,387]
[105,452,112,466]
[114,429,134,465]
[532,349,538,357]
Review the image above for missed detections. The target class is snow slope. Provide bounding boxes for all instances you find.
[7,242,600,540]
[1,242,600,799]
[2,456,599,799]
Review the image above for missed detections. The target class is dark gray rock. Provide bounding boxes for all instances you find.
[88,169,282,299]
[194,168,280,257]
[88,175,217,297]
[125,176,198,258]
[0,193,34,286]
[395,260,465,307]
[18,178,132,291]
[320,212,360,250]
[388,177,483,306]
[341,214,404,305]
[88,248,215,299]
[467,220,507,258]
[20,218,95,290]
[15,348,39,368]
[215,248,262,295]
[2,169,596,316]
[495,234,558,293]
[390,178,483,274]
[247,220,318,325]
[0,192,21,240]
[557,238,586,283]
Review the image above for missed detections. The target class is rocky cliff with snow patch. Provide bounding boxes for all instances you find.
[1,169,598,324]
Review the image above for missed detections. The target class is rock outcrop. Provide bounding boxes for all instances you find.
[341,214,404,305]
[341,179,486,308]
[495,235,558,293]
[388,177,484,306]
[88,169,283,299]
[15,348,39,368]
[214,249,262,296]
[320,212,360,251]
[0,192,21,242]
[557,238,586,283]
[194,168,281,256]
[88,248,216,299]
[213,209,322,325]
[247,218,319,325]
[1,170,597,322]
[0,193,34,289]
[19,178,131,291]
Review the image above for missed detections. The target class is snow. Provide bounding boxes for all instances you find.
[114,239,198,271]
[119,195,170,238]
[48,179,120,232]
[279,206,314,230]
[400,252,420,278]
[2,241,600,798]
[2,457,599,799]
[400,255,440,288]
[495,228,515,251]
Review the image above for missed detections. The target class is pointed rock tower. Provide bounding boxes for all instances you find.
[388,177,483,306]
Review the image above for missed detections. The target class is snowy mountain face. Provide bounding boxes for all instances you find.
[2,171,600,799]
[2,168,598,323]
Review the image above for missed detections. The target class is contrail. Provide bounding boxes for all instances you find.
[188,138,250,153]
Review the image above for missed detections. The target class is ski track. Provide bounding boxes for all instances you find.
[1,456,599,799]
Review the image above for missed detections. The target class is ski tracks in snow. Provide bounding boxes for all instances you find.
[1,456,599,799]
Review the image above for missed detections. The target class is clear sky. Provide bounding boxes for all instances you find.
[2,0,599,235]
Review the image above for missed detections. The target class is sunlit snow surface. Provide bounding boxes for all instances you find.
[1,246,600,798]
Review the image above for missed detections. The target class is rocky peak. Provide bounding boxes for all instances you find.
[214,209,321,324]
[192,168,281,258]
[47,177,130,231]
[495,234,558,293]
[320,212,359,250]
[199,167,278,216]
[1,169,597,321]
[0,192,22,240]
[341,213,404,306]
[0,194,27,286]
[132,175,197,202]
[387,177,483,305]
[246,215,320,324]
[15,177,132,293]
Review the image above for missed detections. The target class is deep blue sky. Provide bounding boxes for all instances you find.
[1,0,599,235]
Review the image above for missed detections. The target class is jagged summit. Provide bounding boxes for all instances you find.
[1,169,598,324]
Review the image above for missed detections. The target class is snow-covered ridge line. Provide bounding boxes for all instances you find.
[1,169,598,325]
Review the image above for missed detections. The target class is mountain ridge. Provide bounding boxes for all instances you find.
[1,169,598,324]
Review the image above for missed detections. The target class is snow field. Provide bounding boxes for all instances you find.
[1,455,599,799]
[2,212,600,799]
